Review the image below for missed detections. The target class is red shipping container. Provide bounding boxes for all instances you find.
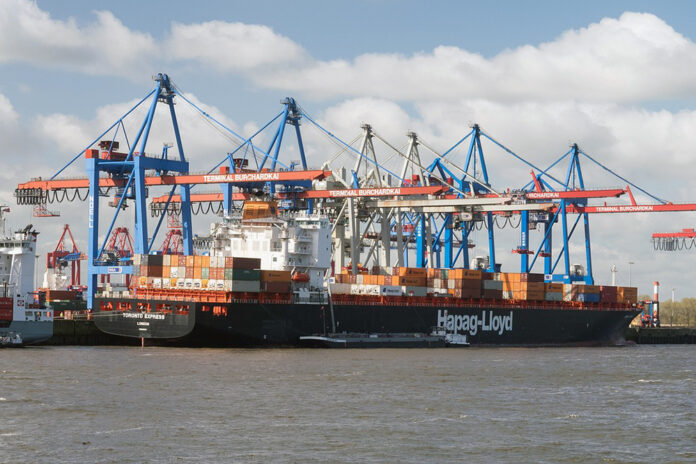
[482,289,503,299]
[262,281,292,293]
[225,257,261,269]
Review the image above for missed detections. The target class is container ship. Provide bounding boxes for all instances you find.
[0,206,53,346]
[93,201,640,346]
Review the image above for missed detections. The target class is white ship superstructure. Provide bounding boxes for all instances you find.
[209,201,332,290]
[0,206,52,345]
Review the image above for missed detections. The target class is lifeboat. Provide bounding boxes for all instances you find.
[291,272,310,283]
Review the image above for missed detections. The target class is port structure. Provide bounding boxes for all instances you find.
[14,73,696,306]
[651,228,696,251]
[46,224,84,287]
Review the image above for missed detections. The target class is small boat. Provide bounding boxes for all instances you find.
[0,332,23,347]
[299,332,447,348]
[431,326,470,346]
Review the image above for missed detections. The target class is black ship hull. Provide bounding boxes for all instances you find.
[93,297,640,347]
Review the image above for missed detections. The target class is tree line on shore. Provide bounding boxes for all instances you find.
[642,297,696,327]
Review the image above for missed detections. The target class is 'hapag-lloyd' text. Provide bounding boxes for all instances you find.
[437,310,513,336]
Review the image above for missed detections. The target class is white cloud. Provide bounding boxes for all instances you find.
[167,21,309,72]
[0,93,19,125]
[4,3,696,105]
[0,0,157,77]
[258,12,696,103]
[35,93,248,173]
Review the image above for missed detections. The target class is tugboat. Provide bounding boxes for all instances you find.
[0,206,53,346]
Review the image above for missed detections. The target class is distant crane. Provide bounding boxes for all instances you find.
[43,224,83,289]
[652,228,696,251]
[101,227,135,287]
[160,215,184,255]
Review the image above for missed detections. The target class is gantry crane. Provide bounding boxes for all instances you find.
[14,73,696,307]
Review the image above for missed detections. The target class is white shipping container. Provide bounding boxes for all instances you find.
[226,280,261,293]
[184,278,194,289]
[152,278,162,289]
[170,267,179,278]
[502,291,514,299]
[163,255,170,266]
[355,275,364,284]
[162,279,171,289]
[330,283,352,294]
[193,279,202,289]
[348,284,360,295]
[428,287,449,296]
[380,285,402,296]
[401,286,427,297]
[364,284,381,295]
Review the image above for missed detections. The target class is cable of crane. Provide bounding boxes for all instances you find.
[328,133,363,165]
[371,130,490,198]
[417,136,495,190]
[480,130,567,188]
[171,87,290,170]
[169,81,243,152]
[576,148,667,204]
[51,89,156,180]
[298,107,406,183]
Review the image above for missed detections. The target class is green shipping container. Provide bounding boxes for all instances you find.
[225,269,260,281]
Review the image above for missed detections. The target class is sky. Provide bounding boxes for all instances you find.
[1,0,696,298]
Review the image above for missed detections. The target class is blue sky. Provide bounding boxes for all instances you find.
[7,1,696,117]
[2,0,696,297]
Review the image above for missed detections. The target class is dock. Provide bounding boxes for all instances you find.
[626,327,696,344]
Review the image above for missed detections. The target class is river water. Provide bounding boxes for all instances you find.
[1,345,695,463]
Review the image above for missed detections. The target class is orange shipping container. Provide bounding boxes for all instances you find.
[397,267,427,277]
[576,285,600,294]
[544,283,563,292]
[501,272,520,281]
[393,276,426,286]
[513,291,545,301]
[186,255,195,267]
[162,267,170,278]
[514,282,545,293]
[193,268,202,279]
[461,269,483,280]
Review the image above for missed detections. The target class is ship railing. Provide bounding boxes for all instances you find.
[109,287,636,312]
[328,294,635,311]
